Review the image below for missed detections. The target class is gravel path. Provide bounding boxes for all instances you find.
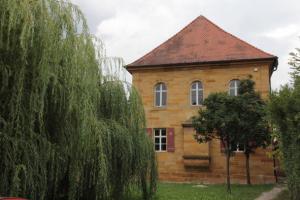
[255,186,286,200]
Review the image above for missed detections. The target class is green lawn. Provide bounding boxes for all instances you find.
[151,182,274,200]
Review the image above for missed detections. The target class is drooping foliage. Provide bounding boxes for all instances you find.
[236,79,271,185]
[269,45,300,200]
[0,0,157,199]
[192,93,240,193]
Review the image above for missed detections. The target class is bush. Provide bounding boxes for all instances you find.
[269,46,300,200]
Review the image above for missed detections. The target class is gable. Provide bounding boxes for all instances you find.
[127,16,277,71]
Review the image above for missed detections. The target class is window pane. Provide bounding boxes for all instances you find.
[229,80,235,88]
[161,137,166,144]
[229,88,235,96]
[161,129,166,136]
[230,141,237,151]
[161,83,166,90]
[191,90,197,105]
[155,84,161,92]
[237,143,245,151]
[155,138,160,143]
[162,91,166,106]
[155,144,160,151]
[161,144,167,151]
[198,90,203,104]
[155,91,160,106]
[191,83,197,90]
[229,80,240,96]
[198,82,203,89]
[236,80,240,95]
[154,129,160,136]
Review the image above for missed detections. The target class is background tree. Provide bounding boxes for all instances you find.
[269,45,300,200]
[0,0,157,199]
[192,93,240,193]
[237,79,271,185]
[289,45,300,81]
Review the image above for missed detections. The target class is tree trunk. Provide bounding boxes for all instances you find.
[226,140,231,193]
[245,152,251,185]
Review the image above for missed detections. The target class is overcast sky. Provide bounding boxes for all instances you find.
[71,0,300,89]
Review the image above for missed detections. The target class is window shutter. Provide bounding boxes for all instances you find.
[146,128,152,138]
[167,128,175,152]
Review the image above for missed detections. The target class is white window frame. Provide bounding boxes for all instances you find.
[231,142,245,152]
[229,80,240,96]
[154,128,167,152]
[190,81,204,106]
[155,83,167,107]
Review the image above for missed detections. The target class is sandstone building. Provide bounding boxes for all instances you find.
[126,16,278,184]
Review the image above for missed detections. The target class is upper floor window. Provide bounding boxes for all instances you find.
[155,83,167,107]
[191,81,203,105]
[229,79,240,96]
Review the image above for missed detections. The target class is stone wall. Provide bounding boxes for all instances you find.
[131,60,276,184]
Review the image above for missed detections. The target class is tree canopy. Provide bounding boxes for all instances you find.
[236,79,271,184]
[193,78,271,189]
[192,92,240,193]
[269,45,300,200]
[0,0,157,199]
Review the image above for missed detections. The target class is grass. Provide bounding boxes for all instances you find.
[127,182,274,200]
[153,183,274,200]
[128,183,274,200]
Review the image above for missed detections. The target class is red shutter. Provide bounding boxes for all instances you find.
[146,128,152,138]
[167,128,175,152]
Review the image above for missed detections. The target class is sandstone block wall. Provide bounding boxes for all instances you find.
[131,61,276,184]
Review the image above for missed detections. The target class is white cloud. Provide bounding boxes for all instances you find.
[262,24,300,39]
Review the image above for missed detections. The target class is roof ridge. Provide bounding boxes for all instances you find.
[129,15,203,66]
[201,16,275,58]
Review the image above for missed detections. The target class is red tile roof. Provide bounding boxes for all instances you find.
[127,16,277,69]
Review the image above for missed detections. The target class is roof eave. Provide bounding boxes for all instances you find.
[126,57,278,74]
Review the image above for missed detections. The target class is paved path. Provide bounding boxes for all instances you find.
[255,186,286,200]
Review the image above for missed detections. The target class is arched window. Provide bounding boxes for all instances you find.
[155,83,167,107]
[229,79,240,96]
[191,81,203,105]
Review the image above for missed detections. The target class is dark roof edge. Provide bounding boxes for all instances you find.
[126,57,278,73]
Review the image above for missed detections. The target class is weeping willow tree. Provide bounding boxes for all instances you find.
[0,0,157,199]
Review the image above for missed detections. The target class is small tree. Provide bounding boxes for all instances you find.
[192,93,240,193]
[237,79,271,185]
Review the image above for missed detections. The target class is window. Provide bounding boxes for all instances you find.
[155,83,167,107]
[154,128,167,151]
[229,79,240,96]
[191,81,203,105]
[230,141,245,152]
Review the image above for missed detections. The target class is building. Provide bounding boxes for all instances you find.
[126,16,278,184]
